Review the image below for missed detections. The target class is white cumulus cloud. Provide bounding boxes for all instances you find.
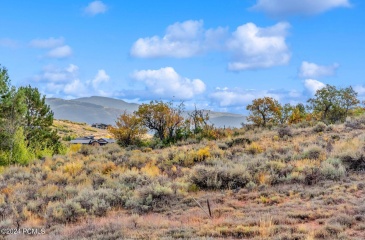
[46,45,72,59]
[30,37,64,48]
[64,79,88,96]
[131,20,227,58]
[92,69,110,88]
[251,0,351,17]
[304,79,326,95]
[226,22,291,71]
[84,1,108,16]
[210,88,281,107]
[34,64,78,83]
[299,61,339,78]
[211,91,257,107]
[32,64,111,98]
[131,67,206,99]
[131,20,290,71]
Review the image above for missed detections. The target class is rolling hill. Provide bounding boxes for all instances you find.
[46,96,246,128]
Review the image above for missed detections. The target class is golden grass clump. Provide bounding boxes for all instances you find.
[245,142,264,155]
[259,216,273,238]
[101,161,117,174]
[196,147,211,161]
[64,161,84,177]
[140,161,160,177]
[69,143,82,153]
[293,159,320,172]
[332,138,362,155]
[257,172,271,185]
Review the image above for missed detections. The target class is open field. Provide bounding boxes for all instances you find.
[1,118,365,239]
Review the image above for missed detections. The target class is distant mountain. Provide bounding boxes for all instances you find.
[207,115,245,128]
[74,96,139,112]
[45,97,131,125]
[46,96,246,128]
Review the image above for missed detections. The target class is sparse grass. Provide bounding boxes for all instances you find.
[2,118,365,239]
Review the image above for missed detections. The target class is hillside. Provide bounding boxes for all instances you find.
[46,98,127,125]
[1,117,365,239]
[52,119,151,141]
[73,96,139,112]
[45,96,246,128]
[52,119,111,140]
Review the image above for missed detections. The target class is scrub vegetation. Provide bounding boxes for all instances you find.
[2,64,365,239]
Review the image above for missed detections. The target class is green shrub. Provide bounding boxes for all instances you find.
[118,170,151,190]
[229,137,251,147]
[39,184,65,202]
[345,115,365,129]
[26,200,44,217]
[75,188,128,217]
[337,150,365,171]
[324,224,343,237]
[303,146,323,160]
[302,166,322,185]
[190,164,251,190]
[46,200,86,224]
[325,124,334,132]
[3,167,34,184]
[79,145,96,156]
[103,143,122,155]
[278,126,292,138]
[91,173,107,189]
[0,202,13,221]
[246,181,257,191]
[328,214,355,228]
[75,190,109,217]
[321,158,346,180]
[313,122,326,133]
[126,181,175,212]
[217,142,229,150]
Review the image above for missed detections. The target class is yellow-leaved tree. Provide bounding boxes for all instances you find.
[108,111,147,146]
[246,97,282,127]
[135,100,184,142]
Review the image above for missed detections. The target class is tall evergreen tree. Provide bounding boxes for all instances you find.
[0,86,27,164]
[18,85,60,153]
[0,65,10,97]
[1,66,62,165]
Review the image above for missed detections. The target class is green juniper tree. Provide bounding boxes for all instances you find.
[0,66,27,164]
[307,84,359,124]
[19,85,61,155]
[0,65,62,165]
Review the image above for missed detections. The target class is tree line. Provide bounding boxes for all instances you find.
[109,84,362,147]
[246,85,360,128]
[1,63,362,157]
[0,65,62,165]
[108,101,219,146]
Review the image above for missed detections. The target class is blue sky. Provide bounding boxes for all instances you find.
[1,0,364,113]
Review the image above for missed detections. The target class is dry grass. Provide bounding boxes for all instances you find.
[53,119,112,139]
[2,119,365,239]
